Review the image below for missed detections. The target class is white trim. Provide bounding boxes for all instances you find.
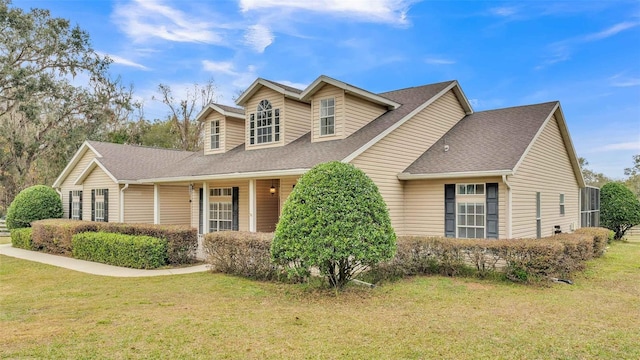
[236,78,303,106]
[73,159,119,186]
[153,184,160,225]
[138,168,309,184]
[397,170,513,180]
[52,141,102,188]
[502,174,512,239]
[249,179,256,232]
[202,182,209,235]
[119,184,129,223]
[195,103,244,122]
[300,75,401,110]
[342,81,460,164]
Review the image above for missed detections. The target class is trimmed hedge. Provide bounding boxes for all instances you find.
[203,231,279,280]
[10,228,33,250]
[72,232,167,269]
[573,227,612,256]
[31,219,197,264]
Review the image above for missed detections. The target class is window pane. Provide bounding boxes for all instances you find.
[476,184,484,194]
[467,215,475,225]
[458,215,466,225]
[458,203,465,213]
[467,184,474,194]
[458,185,465,194]
[458,227,466,238]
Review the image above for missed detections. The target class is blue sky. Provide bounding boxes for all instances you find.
[14,0,640,178]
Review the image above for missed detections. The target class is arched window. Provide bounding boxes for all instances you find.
[249,100,280,144]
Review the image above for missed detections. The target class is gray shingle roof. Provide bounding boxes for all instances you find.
[403,101,559,175]
[146,81,455,180]
[214,103,245,115]
[262,79,304,94]
[87,141,196,181]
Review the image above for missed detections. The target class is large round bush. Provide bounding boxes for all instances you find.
[271,161,397,288]
[600,182,640,240]
[6,185,63,229]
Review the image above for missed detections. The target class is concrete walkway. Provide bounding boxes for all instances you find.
[0,244,208,277]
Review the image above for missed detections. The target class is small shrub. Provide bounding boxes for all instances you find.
[573,227,611,256]
[203,231,280,281]
[6,185,63,229]
[72,232,167,269]
[600,182,640,240]
[31,219,99,255]
[10,228,33,250]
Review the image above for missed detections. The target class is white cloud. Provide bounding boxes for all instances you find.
[490,6,518,17]
[98,52,149,70]
[244,24,274,53]
[584,21,639,41]
[424,57,455,65]
[595,141,640,152]
[609,73,640,87]
[239,0,413,25]
[202,60,237,75]
[273,80,309,90]
[113,0,223,44]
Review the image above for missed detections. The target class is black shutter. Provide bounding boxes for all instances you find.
[486,183,499,239]
[78,191,83,220]
[103,189,109,222]
[445,184,456,237]
[68,191,72,219]
[91,189,95,221]
[199,188,203,234]
[232,187,239,231]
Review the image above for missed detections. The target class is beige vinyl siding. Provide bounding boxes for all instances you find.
[509,114,580,238]
[225,117,245,151]
[123,185,154,223]
[245,87,285,150]
[159,185,190,225]
[344,93,387,137]
[284,98,311,144]
[404,177,507,237]
[351,90,466,234]
[256,179,280,232]
[191,180,250,232]
[82,166,118,222]
[311,84,345,142]
[204,113,225,155]
[59,149,97,219]
[278,176,299,216]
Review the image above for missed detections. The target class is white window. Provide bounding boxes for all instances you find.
[559,194,565,215]
[95,189,105,222]
[209,202,232,232]
[457,184,485,195]
[71,190,82,220]
[210,120,220,149]
[320,98,335,136]
[210,188,232,197]
[249,100,280,145]
[457,203,485,238]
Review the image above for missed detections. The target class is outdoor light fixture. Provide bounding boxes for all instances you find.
[270,180,276,195]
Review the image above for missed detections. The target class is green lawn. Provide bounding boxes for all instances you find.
[1,237,639,359]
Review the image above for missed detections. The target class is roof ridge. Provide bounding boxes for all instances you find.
[473,101,559,114]
[260,78,304,93]
[378,80,456,96]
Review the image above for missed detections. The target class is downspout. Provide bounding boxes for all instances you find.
[119,184,129,223]
[502,175,512,239]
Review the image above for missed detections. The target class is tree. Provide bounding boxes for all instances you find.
[0,1,136,208]
[271,161,397,288]
[578,157,611,188]
[154,79,217,151]
[624,154,640,199]
[6,185,62,229]
[600,182,640,240]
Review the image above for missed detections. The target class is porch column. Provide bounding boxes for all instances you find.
[202,182,209,234]
[249,179,256,232]
[153,184,160,224]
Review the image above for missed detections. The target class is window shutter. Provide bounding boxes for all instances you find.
[486,183,499,239]
[198,188,203,235]
[79,191,83,220]
[68,191,72,219]
[444,184,456,237]
[103,189,109,222]
[232,187,239,231]
[91,189,95,221]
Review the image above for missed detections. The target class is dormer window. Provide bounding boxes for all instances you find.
[249,100,280,145]
[210,120,220,150]
[320,98,335,136]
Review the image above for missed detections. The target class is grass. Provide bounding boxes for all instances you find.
[1,237,639,359]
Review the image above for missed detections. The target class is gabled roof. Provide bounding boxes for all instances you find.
[235,78,304,106]
[140,81,456,182]
[195,102,245,122]
[400,101,585,187]
[299,75,401,110]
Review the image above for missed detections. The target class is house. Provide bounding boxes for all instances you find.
[53,75,591,247]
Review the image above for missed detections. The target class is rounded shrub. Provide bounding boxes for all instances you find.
[600,182,640,240]
[271,161,397,288]
[6,185,63,229]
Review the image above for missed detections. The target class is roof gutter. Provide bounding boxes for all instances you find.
[397,170,513,180]
[138,168,310,184]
